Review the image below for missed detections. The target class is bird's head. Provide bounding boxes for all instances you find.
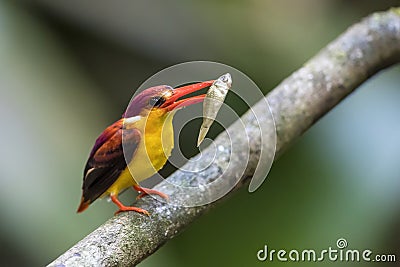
[124,81,214,118]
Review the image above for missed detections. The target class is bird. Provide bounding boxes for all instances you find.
[77,80,214,215]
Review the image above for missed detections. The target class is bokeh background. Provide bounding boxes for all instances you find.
[1,1,400,266]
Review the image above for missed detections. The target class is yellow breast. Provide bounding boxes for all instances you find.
[105,110,175,196]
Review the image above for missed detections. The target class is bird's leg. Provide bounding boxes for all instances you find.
[110,194,149,215]
[133,185,169,201]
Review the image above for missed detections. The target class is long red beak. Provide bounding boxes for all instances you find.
[161,80,214,111]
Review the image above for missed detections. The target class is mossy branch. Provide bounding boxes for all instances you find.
[48,8,400,267]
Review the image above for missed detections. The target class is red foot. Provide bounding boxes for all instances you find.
[111,195,149,216]
[133,185,169,201]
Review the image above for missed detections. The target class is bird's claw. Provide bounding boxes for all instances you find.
[133,185,169,201]
[114,207,150,216]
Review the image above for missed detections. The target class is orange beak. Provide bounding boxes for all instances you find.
[161,80,214,111]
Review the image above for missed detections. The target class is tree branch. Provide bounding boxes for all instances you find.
[48,8,400,267]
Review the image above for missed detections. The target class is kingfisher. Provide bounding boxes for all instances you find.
[77,80,214,215]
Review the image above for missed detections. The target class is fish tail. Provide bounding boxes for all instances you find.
[197,127,209,147]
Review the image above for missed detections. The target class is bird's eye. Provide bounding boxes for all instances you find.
[149,96,165,107]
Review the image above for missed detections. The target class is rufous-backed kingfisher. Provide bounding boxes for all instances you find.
[77,80,214,215]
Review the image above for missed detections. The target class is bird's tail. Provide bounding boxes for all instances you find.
[77,197,90,213]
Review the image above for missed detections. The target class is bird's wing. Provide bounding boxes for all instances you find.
[81,119,141,203]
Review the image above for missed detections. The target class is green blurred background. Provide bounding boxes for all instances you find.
[1,0,400,266]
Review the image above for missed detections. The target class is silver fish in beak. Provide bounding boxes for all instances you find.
[197,73,232,146]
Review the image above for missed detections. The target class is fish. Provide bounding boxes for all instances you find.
[197,73,232,147]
